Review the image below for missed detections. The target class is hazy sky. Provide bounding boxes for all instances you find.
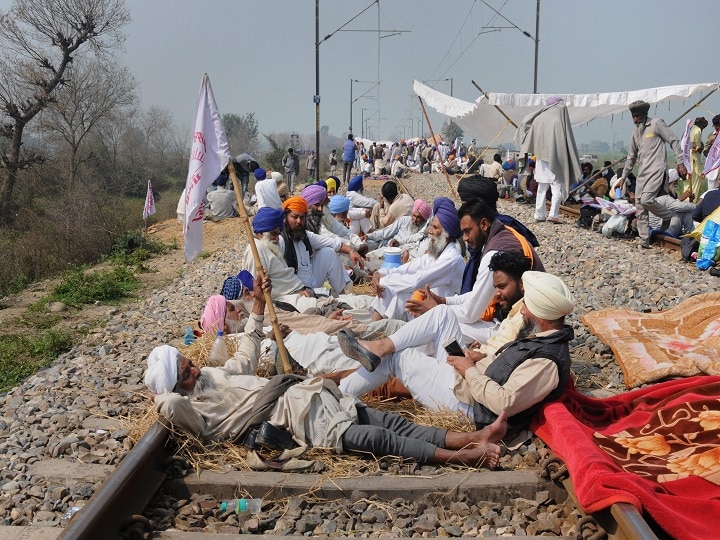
[5,0,720,148]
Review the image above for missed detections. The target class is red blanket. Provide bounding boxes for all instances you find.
[532,376,720,540]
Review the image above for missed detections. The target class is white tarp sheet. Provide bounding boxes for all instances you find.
[413,79,720,144]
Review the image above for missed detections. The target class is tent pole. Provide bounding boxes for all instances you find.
[472,80,518,128]
[666,84,719,128]
[227,161,293,374]
[418,96,457,199]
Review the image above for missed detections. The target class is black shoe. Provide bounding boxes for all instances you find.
[710,267,720,277]
[337,329,381,372]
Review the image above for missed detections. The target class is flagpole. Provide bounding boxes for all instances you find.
[417,96,457,198]
[227,162,293,375]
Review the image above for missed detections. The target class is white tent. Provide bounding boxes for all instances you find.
[413,79,719,144]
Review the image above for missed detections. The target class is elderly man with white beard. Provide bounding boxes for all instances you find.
[241,206,373,315]
[143,278,507,467]
[369,197,465,322]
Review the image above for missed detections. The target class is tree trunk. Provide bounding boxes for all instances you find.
[0,122,24,224]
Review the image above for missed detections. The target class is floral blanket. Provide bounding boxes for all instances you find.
[581,292,720,389]
[532,376,720,540]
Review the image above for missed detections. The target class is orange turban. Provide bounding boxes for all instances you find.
[282,196,308,214]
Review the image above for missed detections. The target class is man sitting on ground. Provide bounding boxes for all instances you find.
[337,271,574,439]
[346,175,377,235]
[408,199,543,344]
[204,172,237,221]
[370,180,414,230]
[649,168,696,238]
[144,278,506,467]
[369,197,465,322]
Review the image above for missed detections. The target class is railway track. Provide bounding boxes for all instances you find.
[1,420,661,539]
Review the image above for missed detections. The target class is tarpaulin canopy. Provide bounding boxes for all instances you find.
[413,79,720,145]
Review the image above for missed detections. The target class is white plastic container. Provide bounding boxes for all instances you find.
[220,498,262,514]
[208,330,229,366]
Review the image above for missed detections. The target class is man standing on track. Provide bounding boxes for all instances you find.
[617,100,688,249]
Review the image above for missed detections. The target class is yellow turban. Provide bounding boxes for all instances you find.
[282,195,308,214]
[326,178,337,191]
[521,271,574,320]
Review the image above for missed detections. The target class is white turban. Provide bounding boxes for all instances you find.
[144,345,180,394]
[522,271,574,321]
[270,171,284,185]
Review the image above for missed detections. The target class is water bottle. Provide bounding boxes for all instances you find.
[220,498,262,514]
[615,187,622,199]
[208,330,229,366]
[183,327,195,346]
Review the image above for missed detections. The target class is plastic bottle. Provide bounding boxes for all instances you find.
[208,330,229,366]
[615,187,623,199]
[183,327,195,346]
[220,498,262,514]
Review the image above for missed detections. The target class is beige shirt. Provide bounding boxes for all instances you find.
[155,313,357,450]
[452,301,560,418]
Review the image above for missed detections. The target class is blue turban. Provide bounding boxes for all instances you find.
[252,206,284,233]
[253,167,267,181]
[220,269,252,300]
[328,195,350,214]
[348,175,363,192]
[301,184,327,206]
[316,179,327,189]
[433,197,461,240]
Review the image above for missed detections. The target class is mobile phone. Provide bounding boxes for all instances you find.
[443,340,464,356]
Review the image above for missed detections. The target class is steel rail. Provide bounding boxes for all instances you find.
[58,421,173,540]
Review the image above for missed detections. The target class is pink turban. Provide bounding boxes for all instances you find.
[200,294,226,334]
[546,96,563,106]
[413,199,431,221]
[301,184,327,206]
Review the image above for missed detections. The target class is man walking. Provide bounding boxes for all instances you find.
[617,100,688,249]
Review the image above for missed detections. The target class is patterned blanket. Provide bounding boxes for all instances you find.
[581,292,720,389]
[532,376,720,540]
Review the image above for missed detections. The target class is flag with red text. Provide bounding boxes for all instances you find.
[183,74,231,262]
[703,129,720,181]
[143,180,156,220]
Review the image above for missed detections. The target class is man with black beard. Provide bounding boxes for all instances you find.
[280,196,364,296]
[337,270,574,441]
[368,198,465,322]
[143,281,508,467]
[407,199,544,345]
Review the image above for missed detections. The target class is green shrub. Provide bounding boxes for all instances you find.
[0,330,74,392]
[48,265,139,306]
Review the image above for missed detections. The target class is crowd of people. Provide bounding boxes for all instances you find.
[157,99,720,469]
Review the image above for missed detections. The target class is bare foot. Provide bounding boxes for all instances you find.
[445,411,508,451]
[434,441,502,469]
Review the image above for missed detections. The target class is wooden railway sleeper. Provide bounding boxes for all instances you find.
[121,514,153,540]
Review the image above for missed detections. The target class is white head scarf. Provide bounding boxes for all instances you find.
[522,271,574,320]
[144,345,179,394]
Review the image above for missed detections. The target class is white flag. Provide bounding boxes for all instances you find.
[703,129,720,181]
[143,180,156,220]
[183,74,231,262]
[680,119,692,172]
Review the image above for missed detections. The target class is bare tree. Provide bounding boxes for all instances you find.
[0,0,130,223]
[38,57,137,187]
[223,112,260,156]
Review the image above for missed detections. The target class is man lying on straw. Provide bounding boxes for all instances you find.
[144,274,506,468]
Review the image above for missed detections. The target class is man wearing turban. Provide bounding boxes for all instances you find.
[338,269,574,440]
[617,100,688,249]
[280,196,364,296]
[514,97,581,224]
[368,197,465,322]
[346,175,377,236]
[144,332,507,468]
[370,180,414,230]
[360,198,432,272]
[254,168,283,210]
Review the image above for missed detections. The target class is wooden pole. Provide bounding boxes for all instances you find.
[417,96,457,199]
[471,80,518,128]
[227,162,293,374]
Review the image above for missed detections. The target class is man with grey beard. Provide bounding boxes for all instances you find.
[143,307,508,467]
[368,197,465,322]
